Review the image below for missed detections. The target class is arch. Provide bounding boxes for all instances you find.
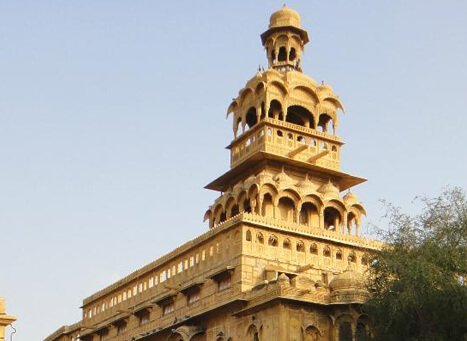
[246,230,252,241]
[302,324,322,341]
[268,81,288,97]
[255,82,266,96]
[322,97,344,112]
[348,251,357,263]
[290,85,319,106]
[283,238,291,250]
[323,245,331,257]
[278,196,296,222]
[268,234,278,247]
[286,105,315,128]
[239,87,254,107]
[347,211,357,234]
[261,192,274,218]
[226,100,238,118]
[323,206,341,231]
[246,323,261,341]
[256,232,264,244]
[310,243,318,255]
[245,107,258,129]
[318,113,334,134]
[296,240,305,252]
[278,46,287,61]
[212,204,224,226]
[336,249,343,260]
[299,202,319,226]
[289,47,296,61]
[267,99,283,119]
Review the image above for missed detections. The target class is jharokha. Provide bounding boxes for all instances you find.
[46,7,382,341]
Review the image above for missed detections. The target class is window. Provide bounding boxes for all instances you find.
[310,243,318,255]
[138,310,150,325]
[187,290,200,304]
[338,321,352,341]
[268,234,278,247]
[336,249,343,260]
[218,276,232,291]
[283,238,291,250]
[162,302,175,316]
[296,240,305,252]
[323,246,331,257]
[116,321,127,335]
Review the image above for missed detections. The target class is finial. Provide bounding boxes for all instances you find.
[321,80,324,85]
[283,3,287,7]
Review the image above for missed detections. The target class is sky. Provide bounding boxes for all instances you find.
[1,1,466,340]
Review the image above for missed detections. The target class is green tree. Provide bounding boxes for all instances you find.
[365,188,467,341]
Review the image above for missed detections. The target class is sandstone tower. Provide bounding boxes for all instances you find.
[46,7,381,341]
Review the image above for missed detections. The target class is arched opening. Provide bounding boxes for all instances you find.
[318,113,334,134]
[247,325,260,341]
[246,230,252,241]
[283,238,291,250]
[323,246,331,257]
[296,240,305,252]
[268,234,278,247]
[245,107,258,129]
[278,46,287,61]
[336,249,343,260]
[299,202,319,226]
[256,232,264,244]
[243,198,252,213]
[289,47,296,61]
[304,326,320,341]
[261,193,274,217]
[347,212,357,234]
[310,243,318,255]
[231,204,240,217]
[219,212,227,224]
[324,207,341,231]
[338,321,352,341]
[348,251,357,263]
[278,197,296,222]
[286,105,315,128]
[268,100,282,119]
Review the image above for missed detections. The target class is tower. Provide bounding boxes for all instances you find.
[45,7,381,341]
[205,6,367,239]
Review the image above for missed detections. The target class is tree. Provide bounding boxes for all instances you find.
[364,188,467,341]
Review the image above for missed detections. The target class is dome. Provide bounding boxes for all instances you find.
[329,268,365,292]
[296,174,317,192]
[343,191,358,205]
[269,6,302,29]
[318,181,340,200]
[261,7,309,45]
[274,168,293,187]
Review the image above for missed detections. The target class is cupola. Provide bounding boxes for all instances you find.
[261,6,310,72]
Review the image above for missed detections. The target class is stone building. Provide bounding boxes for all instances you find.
[45,7,382,341]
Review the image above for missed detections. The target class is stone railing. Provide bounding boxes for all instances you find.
[231,120,341,169]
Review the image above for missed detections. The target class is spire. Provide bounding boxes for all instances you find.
[260,6,310,72]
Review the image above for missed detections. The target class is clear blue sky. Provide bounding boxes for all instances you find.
[1,1,466,340]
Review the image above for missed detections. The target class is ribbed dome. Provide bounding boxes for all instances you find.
[296,174,316,192]
[318,181,340,200]
[329,269,365,292]
[274,168,293,187]
[269,6,302,29]
[343,191,358,205]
